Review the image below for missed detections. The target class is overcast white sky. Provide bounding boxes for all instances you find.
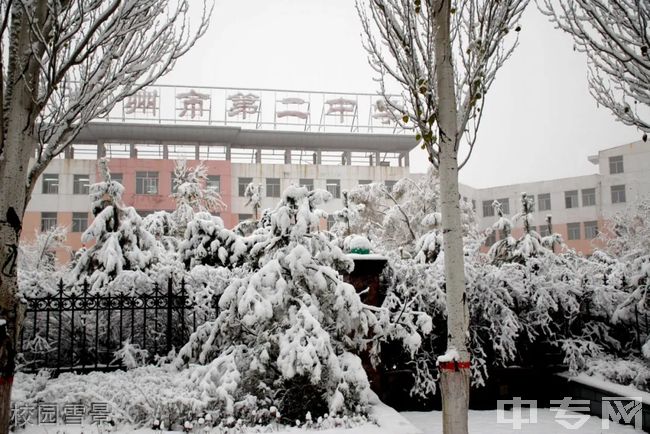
[160,0,641,188]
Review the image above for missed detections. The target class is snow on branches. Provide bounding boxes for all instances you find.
[540,0,650,134]
[174,185,431,421]
[71,159,159,294]
[171,160,226,236]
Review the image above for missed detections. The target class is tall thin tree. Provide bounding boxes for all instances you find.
[0,1,212,430]
[357,0,528,432]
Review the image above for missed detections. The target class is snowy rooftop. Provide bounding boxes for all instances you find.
[74,122,417,154]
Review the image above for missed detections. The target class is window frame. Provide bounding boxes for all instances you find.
[207,175,221,193]
[584,221,599,239]
[326,179,341,199]
[496,198,510,215]
[564,190,579,208]
[71,212,88,233]
[266,177,281,198]
[238,177,253,197]
[135,171,159,195]
[41,212,58,232]
[611,184,626,204]
[482,200,495,217]
[581,188,596,207]
[537,193,551,211]
[73,174,90,195]
[609,155,624,174]
[42,174,59,194]
[567,222,581,240]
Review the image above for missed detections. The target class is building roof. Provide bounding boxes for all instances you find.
[73,122,417,153]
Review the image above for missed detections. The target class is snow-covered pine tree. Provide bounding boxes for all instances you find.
[174,185,432,423]
[244,182,263,220]
[70,159,159,294]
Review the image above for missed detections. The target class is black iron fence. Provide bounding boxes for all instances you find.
[17,278,214,374]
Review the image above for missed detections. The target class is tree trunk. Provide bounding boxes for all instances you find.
[0,6,42,430]
[433,1,470,433]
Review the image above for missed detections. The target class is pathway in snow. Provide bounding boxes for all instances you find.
[402,409,645,433]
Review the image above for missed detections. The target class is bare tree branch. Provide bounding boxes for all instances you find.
[539,0,650,133]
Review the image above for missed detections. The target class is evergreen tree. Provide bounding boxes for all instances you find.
[70,159,159,294]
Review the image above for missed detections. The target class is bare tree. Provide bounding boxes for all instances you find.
[539,0,650,135]
[357,0,527,432]
[0,1,212,430]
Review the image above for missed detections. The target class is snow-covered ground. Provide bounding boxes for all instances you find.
[402,409,645,434]
[17,397,420,434]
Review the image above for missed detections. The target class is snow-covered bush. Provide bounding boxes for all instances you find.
[171,160,226,237]
[17,226,67,298]
[179,212,249,269]
[603,200,650,351]
[174,185,432,423]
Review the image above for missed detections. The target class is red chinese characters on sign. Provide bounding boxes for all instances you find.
[227,92,260,119]
[176,89,210,119]
[276,97,310,120]
[124,90,158,116]
[325,97,357,123]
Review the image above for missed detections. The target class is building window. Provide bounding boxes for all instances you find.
[42,174,59,194]
[482,200,495,217]
[327,214,335,230]
[582,188,596,207]
[609,155,624,174]
[111,173,123,185]
[496,198,510,215]
[266,178,280,198]
[326,179,341,199]
[171,173,178,194]
[611,184,626,203]
[358,180,372,185]
[207,175,221,193]
[584,221,598,239]
[484,231,496,246]
[472,199,476,211]
[238,213,253,222]
[299,178,314,191]
[565,190,579,208]
[539,225,551,237]
[41,212,57,231]
[537,193,551,211]
[136,171,159,195]
[384,180,397,191]
[73,175,90,195]
[72,212,88,233]
[567,222,581,240]
[238,177,252,197]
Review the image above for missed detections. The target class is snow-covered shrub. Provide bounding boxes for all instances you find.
[585,356,650,392]
[179,212,248,269]
[113,340,150,369]
[171,160,226,237]
[174,185,431,423]
[17,226,67,298]
[603,200,650,352]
